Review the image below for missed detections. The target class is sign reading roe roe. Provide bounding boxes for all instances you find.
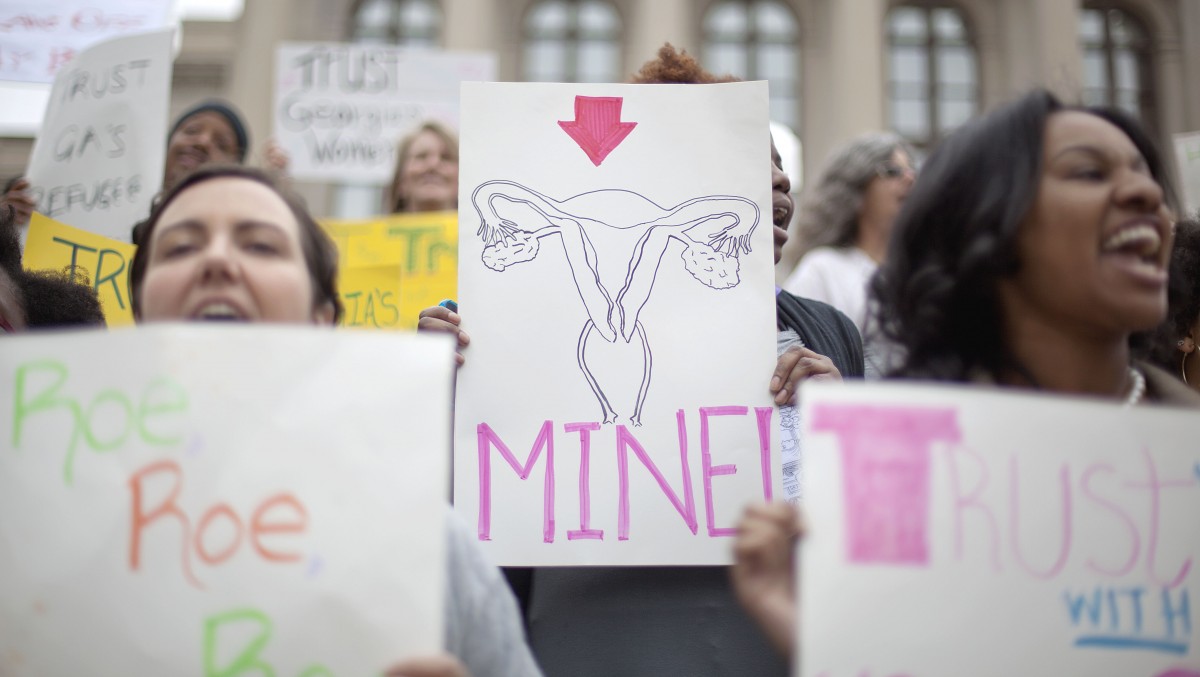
[273,43,495,184]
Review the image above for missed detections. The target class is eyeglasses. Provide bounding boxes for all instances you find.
[876,163,916,180]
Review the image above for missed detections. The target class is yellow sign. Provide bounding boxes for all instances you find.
[23,213,137,327]
[322,211,457,330]
[339,265,403,329]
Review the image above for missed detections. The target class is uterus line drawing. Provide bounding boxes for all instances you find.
[472,179,760,426]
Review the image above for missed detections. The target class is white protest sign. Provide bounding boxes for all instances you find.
[274,43,495,184]
[798,382,1200,677]
[0,0,173,84]
[1173,131,1200,218]
[25,28,172,242]
[0,326,455,675]
[453,81,778,566]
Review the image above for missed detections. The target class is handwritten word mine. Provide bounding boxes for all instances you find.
[476,406,774,543]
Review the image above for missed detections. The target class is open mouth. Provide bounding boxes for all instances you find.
[772,205,791,228]
[1101,224,1162,261]
[1099,222,1166,281]
[191,302,248,322]
[176,152,206,170]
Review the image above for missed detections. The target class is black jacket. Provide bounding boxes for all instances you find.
[775,289,865,378]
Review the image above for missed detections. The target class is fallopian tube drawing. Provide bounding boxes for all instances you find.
[472,179,760,426]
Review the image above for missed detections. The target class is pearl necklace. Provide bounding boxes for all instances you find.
[1123,366,1145,408]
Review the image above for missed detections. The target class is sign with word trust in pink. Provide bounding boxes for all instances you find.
[799,382,1200,677]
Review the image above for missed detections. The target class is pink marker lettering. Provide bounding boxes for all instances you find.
[1127,446,1195,589]
[699,406,747,537]
[1081,463,1140,578]
[476,421,555,543]
[756,407,774,500]
[944,443,1002,571]
[615,415,698,541]
[564,422,603,541]
[1008,456,1072,579]
[812,404,960,566]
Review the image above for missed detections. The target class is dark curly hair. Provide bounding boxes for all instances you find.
[871,89,1178,382]
[628,43,736,85]
[129,164,343,323]
[0,205,104,328]
[1138,218,1200,374]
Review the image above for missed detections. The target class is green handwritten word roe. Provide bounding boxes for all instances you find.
[11,359,188,484]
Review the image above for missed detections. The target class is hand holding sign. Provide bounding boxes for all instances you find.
[25,28,172,241]
[0,327,456,674]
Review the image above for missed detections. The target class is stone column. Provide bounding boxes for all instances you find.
[803,0,886,171]
[443,0,500,51]
[779,0,885,277]
[225,0,289,149]
[626,0,694,71]
[1178,0,1200,131]
[1028,0,1083,99]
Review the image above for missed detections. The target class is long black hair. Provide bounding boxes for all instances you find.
[871,89,1178,382]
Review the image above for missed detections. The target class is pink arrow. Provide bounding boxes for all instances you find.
[558,95,637,166]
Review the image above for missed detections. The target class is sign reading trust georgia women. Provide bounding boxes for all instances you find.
[453,81,779,566]
[273,42,495,184]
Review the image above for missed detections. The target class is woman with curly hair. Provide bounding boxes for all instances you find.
[1139,218,1200,390]
[783,132,916,333]
[0,206,104,331]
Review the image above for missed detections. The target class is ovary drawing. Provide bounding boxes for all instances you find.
[471,179,760,425]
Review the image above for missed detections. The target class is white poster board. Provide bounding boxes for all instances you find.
[0,326,454,675]
[799,382,1200,677]
[1173,131,1200,218]
[453,81,779,566]
[273,43,495,184]
[0,0,173,84]
[25,28,173,242]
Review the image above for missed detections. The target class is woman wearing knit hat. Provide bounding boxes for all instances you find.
[1,98,288,242]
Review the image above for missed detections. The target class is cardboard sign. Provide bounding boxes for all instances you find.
[1173,131,1200,218]
[0,326,455,674]
[23,212,136,326]
[453,81,778,566]
[798,382,1200,677]
[274,42,494,183]
[323,211,457,330]
[25,28,172,241]
[0,1,172,84]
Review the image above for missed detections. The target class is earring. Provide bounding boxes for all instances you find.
[1183,351,1191,386]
